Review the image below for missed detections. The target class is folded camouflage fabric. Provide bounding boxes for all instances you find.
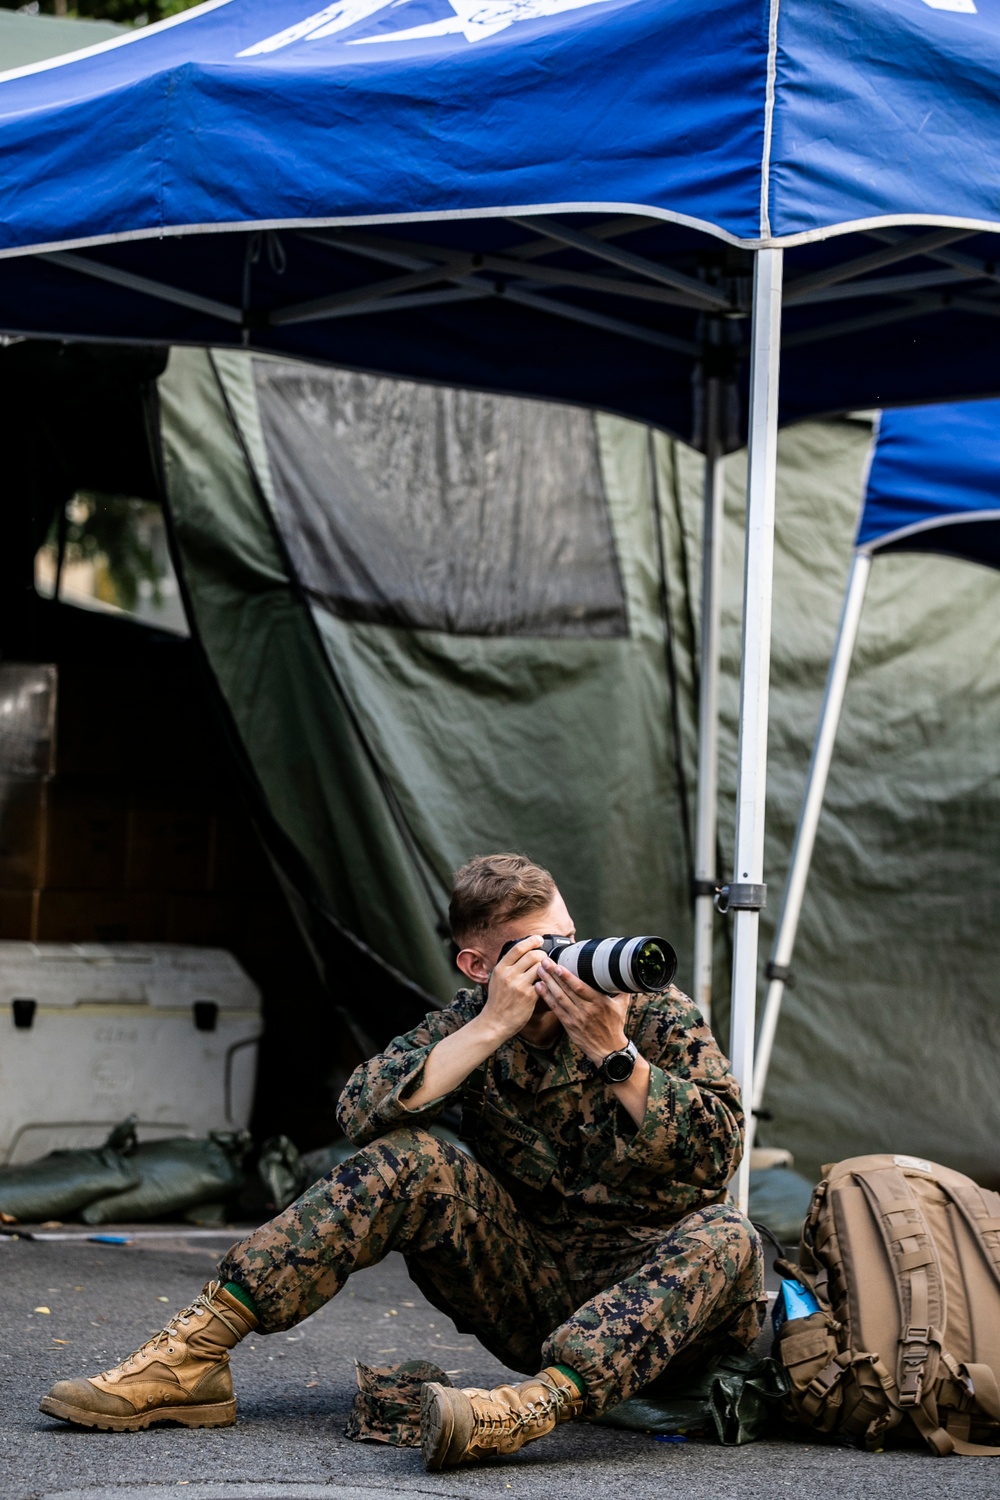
[598,1349,789,1444]
[345,1360,454,1445]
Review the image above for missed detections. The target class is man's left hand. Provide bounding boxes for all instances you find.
[534,956,629,1066]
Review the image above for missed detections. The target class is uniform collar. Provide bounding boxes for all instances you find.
[495,1026,593,1091]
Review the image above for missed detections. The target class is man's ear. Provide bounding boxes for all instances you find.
[456,946,491,984]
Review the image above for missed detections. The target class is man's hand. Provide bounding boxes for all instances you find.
[535,956,651,1127]
[533,955,628,1065]
[479,935,546,1045]
[402,937,544,1112]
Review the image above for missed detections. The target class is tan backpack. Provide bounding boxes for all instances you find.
[773,1153,1000,1455]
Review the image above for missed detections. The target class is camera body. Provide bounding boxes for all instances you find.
[497,933,677,995]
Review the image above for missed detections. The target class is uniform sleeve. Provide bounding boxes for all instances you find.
[619,990,745,1188]
[336,989,482,1145]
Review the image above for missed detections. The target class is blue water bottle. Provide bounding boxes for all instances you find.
[772,1277,820,1334]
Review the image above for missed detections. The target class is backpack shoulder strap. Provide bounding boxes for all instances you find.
[932,1167,1000,1291]
[924,1170,1000,1455]
[851,1164,945,1410]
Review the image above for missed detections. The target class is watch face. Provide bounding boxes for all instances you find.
[603,1050,635,1083]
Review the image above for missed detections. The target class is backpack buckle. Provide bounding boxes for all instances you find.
[898,1328,930,1406]
[802,1359,846,1415]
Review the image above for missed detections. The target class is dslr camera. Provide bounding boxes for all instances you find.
[498,934,676,995]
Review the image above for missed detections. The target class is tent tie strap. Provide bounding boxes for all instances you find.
[691,877,720,900]
[715,882,767,914]
[765,960,795,987]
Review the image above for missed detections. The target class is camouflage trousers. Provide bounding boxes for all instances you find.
[219,1127,765,1416]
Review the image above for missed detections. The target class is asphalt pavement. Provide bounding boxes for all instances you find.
[2,1230,997,1500]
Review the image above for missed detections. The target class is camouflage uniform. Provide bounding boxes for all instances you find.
[220,986,765,1416]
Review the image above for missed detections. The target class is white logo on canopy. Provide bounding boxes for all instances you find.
[239,0,615,52]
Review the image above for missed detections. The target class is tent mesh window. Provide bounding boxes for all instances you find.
[253,360,628,639]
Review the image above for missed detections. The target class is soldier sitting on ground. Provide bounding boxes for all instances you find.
[40,852,765,1470]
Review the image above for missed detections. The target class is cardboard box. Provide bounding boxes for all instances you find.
[44,777,129,890]
[0,777,47,890]
[34,890,167,944]
[209,807,274,895]
[0,890,36,940]
[126,784,214,892]
[166,891,294,957]
[48,662,127,779]
[0,664,56,777]
[164,892,241,948]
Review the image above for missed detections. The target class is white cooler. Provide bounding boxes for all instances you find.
[0,942,262,1164]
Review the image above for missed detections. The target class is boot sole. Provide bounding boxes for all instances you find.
[420,1382,456,1471]
[38,1395,237,1432]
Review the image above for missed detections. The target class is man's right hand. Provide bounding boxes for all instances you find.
[478,936,545,1044]
[401,937,544,1113]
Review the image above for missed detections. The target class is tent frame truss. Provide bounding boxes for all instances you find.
[33,220,1000,369]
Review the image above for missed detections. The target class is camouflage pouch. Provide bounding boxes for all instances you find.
[345,1359,454,1445]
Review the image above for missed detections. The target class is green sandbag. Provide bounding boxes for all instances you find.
[0,1120,138,1223]
[82,1131,251,1224]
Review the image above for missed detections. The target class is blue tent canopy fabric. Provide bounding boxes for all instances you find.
[859,400,1000,570]
[2,0,1000,249]
[3,0,1000,442]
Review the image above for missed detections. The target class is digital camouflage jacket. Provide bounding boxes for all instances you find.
[336,985,744,1236]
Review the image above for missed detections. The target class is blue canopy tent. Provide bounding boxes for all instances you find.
[755,398,1000,1134]
[7,0,1000,1204]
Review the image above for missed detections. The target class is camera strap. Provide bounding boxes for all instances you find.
[459,1064,488,1143]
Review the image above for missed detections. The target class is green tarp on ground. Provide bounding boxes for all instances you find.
[158,350,1000,1187]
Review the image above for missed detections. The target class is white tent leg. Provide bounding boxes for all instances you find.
[692,378,725,1025]
[729,247,783,1217]
[751,549,872,1145]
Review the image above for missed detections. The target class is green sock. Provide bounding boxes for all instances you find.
[224,1280,258,1318]
[554,1363,587,1398]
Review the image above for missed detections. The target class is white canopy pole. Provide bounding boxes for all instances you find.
[728,247,783,1216]
[692,377,725,1024]
[751,548,873,1145]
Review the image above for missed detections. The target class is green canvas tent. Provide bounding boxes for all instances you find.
[156,349,1000,1188]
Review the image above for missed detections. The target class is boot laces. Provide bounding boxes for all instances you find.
[472,1381,563,1438]
[100,1280,242,1378]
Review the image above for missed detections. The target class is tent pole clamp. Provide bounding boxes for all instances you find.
[691,877,720,900]
[715,883,767,914]
[765,960,795,986]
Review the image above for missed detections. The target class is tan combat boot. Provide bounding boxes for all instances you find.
[39,1279,257,1431]
[421,1365,584,1470]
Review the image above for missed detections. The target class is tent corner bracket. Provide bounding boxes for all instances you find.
[715,882,767,914]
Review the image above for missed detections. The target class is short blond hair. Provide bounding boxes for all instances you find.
[449,853,555,945]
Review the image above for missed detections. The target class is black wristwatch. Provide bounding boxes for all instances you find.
[599,1038,638,1084]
